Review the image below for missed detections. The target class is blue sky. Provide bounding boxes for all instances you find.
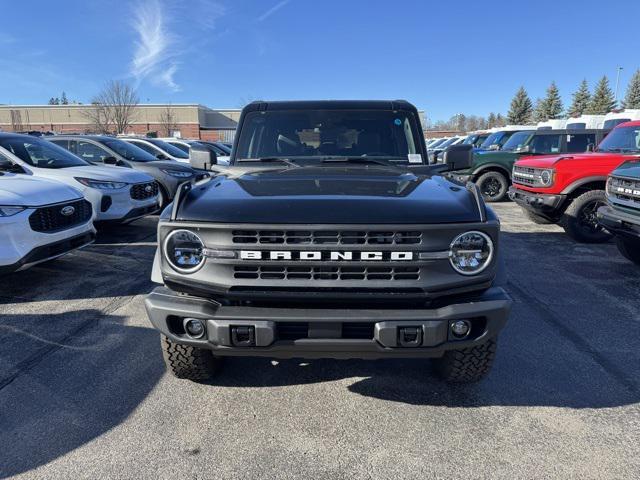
[1,0,639,122]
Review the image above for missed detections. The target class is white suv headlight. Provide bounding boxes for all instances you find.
[449,231,494,275]
[164,229,205,273]
[0,206,26,217]
[75,177,128,190]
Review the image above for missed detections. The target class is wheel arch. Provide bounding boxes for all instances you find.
[561,176,607,199]
[472,164,512,181]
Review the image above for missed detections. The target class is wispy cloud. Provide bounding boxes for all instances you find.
[257,0,292,22]
[130,0,180,91]
[194,0,227,30]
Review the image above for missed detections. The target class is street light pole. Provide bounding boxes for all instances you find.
[614,66,624,107]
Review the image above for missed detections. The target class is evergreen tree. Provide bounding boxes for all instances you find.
[495,113,506,127]
[61,91,69,105]
[48,97,57,105]
[567,79,591,117]
[507,87,533,124]
[542,81,563,119]
[587,76,616,114]
[533,98,546,123]
[622,70,640,109]
[487,112,497,128]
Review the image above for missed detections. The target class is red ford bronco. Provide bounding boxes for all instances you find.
[508,121,640,243]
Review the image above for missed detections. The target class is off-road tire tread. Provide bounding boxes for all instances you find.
[161,335,219,380]
[476,171,509,202]
[616,237,640,265]
[560,189,612,243]
[436,338,497,383]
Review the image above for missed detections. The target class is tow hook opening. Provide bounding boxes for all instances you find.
[231,326,256,347]
[398,326,422,348]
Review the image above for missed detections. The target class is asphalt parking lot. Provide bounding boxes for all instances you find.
[1,202,639,479]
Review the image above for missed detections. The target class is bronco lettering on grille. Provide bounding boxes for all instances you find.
[239,251,414,261]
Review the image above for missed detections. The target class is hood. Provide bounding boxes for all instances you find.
[0,173,82,207]
[145,160,194,172]
[612,159,640,178]
[515,152,630,168]
[41,164,154,183]
[177,167,482,224]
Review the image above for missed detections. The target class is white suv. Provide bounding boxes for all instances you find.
[119,137,191,163]
[0,172,95,274]
[0,133,159,223]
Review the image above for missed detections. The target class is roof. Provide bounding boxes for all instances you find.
[245,100,418,112]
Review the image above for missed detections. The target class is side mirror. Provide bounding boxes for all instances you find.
[516,145,531,154]
[488,144,500,151]
[103,156,118,165]
[0,160,24,173]
[443,144,473,171]
[189,145,217,170]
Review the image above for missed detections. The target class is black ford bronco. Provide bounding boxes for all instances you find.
[145,100,512,383]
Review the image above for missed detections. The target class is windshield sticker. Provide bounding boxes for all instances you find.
[394,118,402,126]
[408,154,422,164]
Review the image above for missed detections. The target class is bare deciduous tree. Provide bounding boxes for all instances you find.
[158,105,178,137]
[82,80,139,134]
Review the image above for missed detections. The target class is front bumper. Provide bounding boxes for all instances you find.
[597,205,640,240]
[145,286,512,359]
[508,186,566,219]
[84,186,159,222]
[0,231,95,274]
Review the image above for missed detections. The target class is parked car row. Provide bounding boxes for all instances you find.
[506,120,640,265]
[0,132,212,274]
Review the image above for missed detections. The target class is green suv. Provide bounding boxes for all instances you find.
[450,129,610,202]
[598,160,640,265]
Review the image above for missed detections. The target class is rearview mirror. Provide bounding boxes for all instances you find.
[443,144,473,171]
[586,143,595,152]
[190,145,217,170]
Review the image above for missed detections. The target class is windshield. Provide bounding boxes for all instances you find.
[213,142,232,155]
[462,135,476,145]
[436,137,458,149]
[480,132,505,149]
[100,139,158,162]
[597,126,640,153]
[146,138,190,159]
[501,131,534,151]
[428,138,447,149]
[235,109,423,164]
[0,137,88,168]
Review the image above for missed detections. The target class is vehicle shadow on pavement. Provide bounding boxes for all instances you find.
[0,310,164,479]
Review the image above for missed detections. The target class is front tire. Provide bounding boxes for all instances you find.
[476,171,509,202]
[560,190,612,243]
[161,336,221,381]
[435,338,497,383]
[616,237,640,265]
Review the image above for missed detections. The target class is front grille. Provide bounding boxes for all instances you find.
[609,176,640,208]
[233,265,420,281]
[512,166,538,186]
[29,199,92,233]
[232,230,422,245]
[130,181,159,200]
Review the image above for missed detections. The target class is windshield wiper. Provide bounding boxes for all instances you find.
[236,157,301,168]
[319,156,406,168]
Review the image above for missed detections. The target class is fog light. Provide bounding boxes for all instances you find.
[184,318,205,338]
[451,320,471,338]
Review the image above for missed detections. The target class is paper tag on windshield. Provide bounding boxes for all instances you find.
[408,154,422,164]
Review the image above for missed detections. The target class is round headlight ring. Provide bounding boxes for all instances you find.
[448,231,494,276]
[540,170,552,186]
[163,229,206,274]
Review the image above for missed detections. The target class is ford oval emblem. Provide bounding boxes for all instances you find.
[60,206,75,216]
[145,185,152,193]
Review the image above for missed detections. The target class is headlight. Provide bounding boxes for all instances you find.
[449,231,494,275]
[539,169,554,186]
[164,229,205,273]
[161,169,193,178]
[0,206,25,217]
[75,177,128,190]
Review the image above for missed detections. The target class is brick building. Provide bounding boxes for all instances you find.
[0,104,240,141]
